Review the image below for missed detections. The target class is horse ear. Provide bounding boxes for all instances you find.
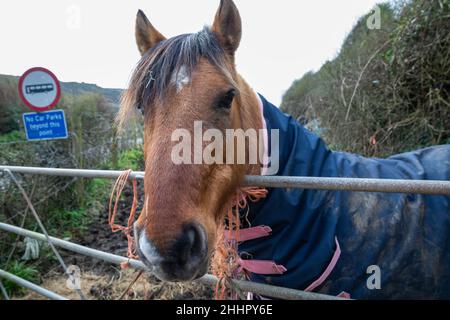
[211,0,242,55]
[135,10,166,56]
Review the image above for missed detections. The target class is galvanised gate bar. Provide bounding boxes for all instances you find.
[1,165,450,300]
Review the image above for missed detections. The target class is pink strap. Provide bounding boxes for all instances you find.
[337,291,351,299]
[230,225,283,276]
[304,237,341,292]
[256,93,269,175]
[224,225,272,242]
[238,258,287,275]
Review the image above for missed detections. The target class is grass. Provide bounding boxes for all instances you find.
[0,130,26,143]
[116,147,144,171]
[2,261,39,297]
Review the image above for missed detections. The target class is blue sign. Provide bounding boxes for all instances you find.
[22,109,68,141]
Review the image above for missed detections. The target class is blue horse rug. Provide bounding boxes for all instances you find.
[238,94,450,299]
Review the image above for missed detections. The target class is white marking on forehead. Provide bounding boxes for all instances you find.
[171,65,190,92]
[139,231,163,265]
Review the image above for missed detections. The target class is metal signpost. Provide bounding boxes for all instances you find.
[18,67,68,141]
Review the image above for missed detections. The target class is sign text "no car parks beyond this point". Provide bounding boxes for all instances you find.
[22,110,68,141]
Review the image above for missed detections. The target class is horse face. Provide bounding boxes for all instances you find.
[129,0,247,281]
[135,60,244,281]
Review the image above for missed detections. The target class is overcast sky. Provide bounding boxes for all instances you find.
[0,0,381,105]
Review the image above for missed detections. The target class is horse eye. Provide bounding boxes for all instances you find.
[217,89,236,109]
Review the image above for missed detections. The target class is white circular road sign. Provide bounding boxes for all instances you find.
[18,67,61,111]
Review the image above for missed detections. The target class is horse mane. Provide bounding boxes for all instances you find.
[117,27,236,131]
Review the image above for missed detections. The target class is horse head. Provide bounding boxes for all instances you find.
[118,0,263,281]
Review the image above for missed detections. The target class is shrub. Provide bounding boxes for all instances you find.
[281,0,449,157]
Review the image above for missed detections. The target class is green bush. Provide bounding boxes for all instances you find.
[281,0,449,157]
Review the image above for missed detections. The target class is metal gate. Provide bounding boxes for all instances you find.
[1,165,449,300]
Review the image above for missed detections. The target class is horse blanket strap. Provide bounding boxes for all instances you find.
[227,225,286,275]
[238,258,287,275]
[337,292,351,299]
[248,237,345,300]
[224,225,272,242]
[304,237,341,292]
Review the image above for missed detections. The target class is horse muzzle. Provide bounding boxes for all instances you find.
[134,221,209,281]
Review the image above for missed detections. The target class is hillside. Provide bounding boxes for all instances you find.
[0,74,122,105]
[0,73,123,134]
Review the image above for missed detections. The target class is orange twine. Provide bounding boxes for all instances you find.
[108,169,139,268]
[211,187,268,300]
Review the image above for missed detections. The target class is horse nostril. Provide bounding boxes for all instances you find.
[177,222,207,267]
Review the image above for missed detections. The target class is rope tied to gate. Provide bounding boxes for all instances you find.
[108,169,139,267]
[211,186,268,300]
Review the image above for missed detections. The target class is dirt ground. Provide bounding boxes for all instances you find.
[20,269,212,300]
[18,181,213,300]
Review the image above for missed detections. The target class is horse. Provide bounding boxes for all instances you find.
[118,0,450,299]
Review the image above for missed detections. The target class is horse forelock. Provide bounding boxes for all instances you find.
[117,27,236,132]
